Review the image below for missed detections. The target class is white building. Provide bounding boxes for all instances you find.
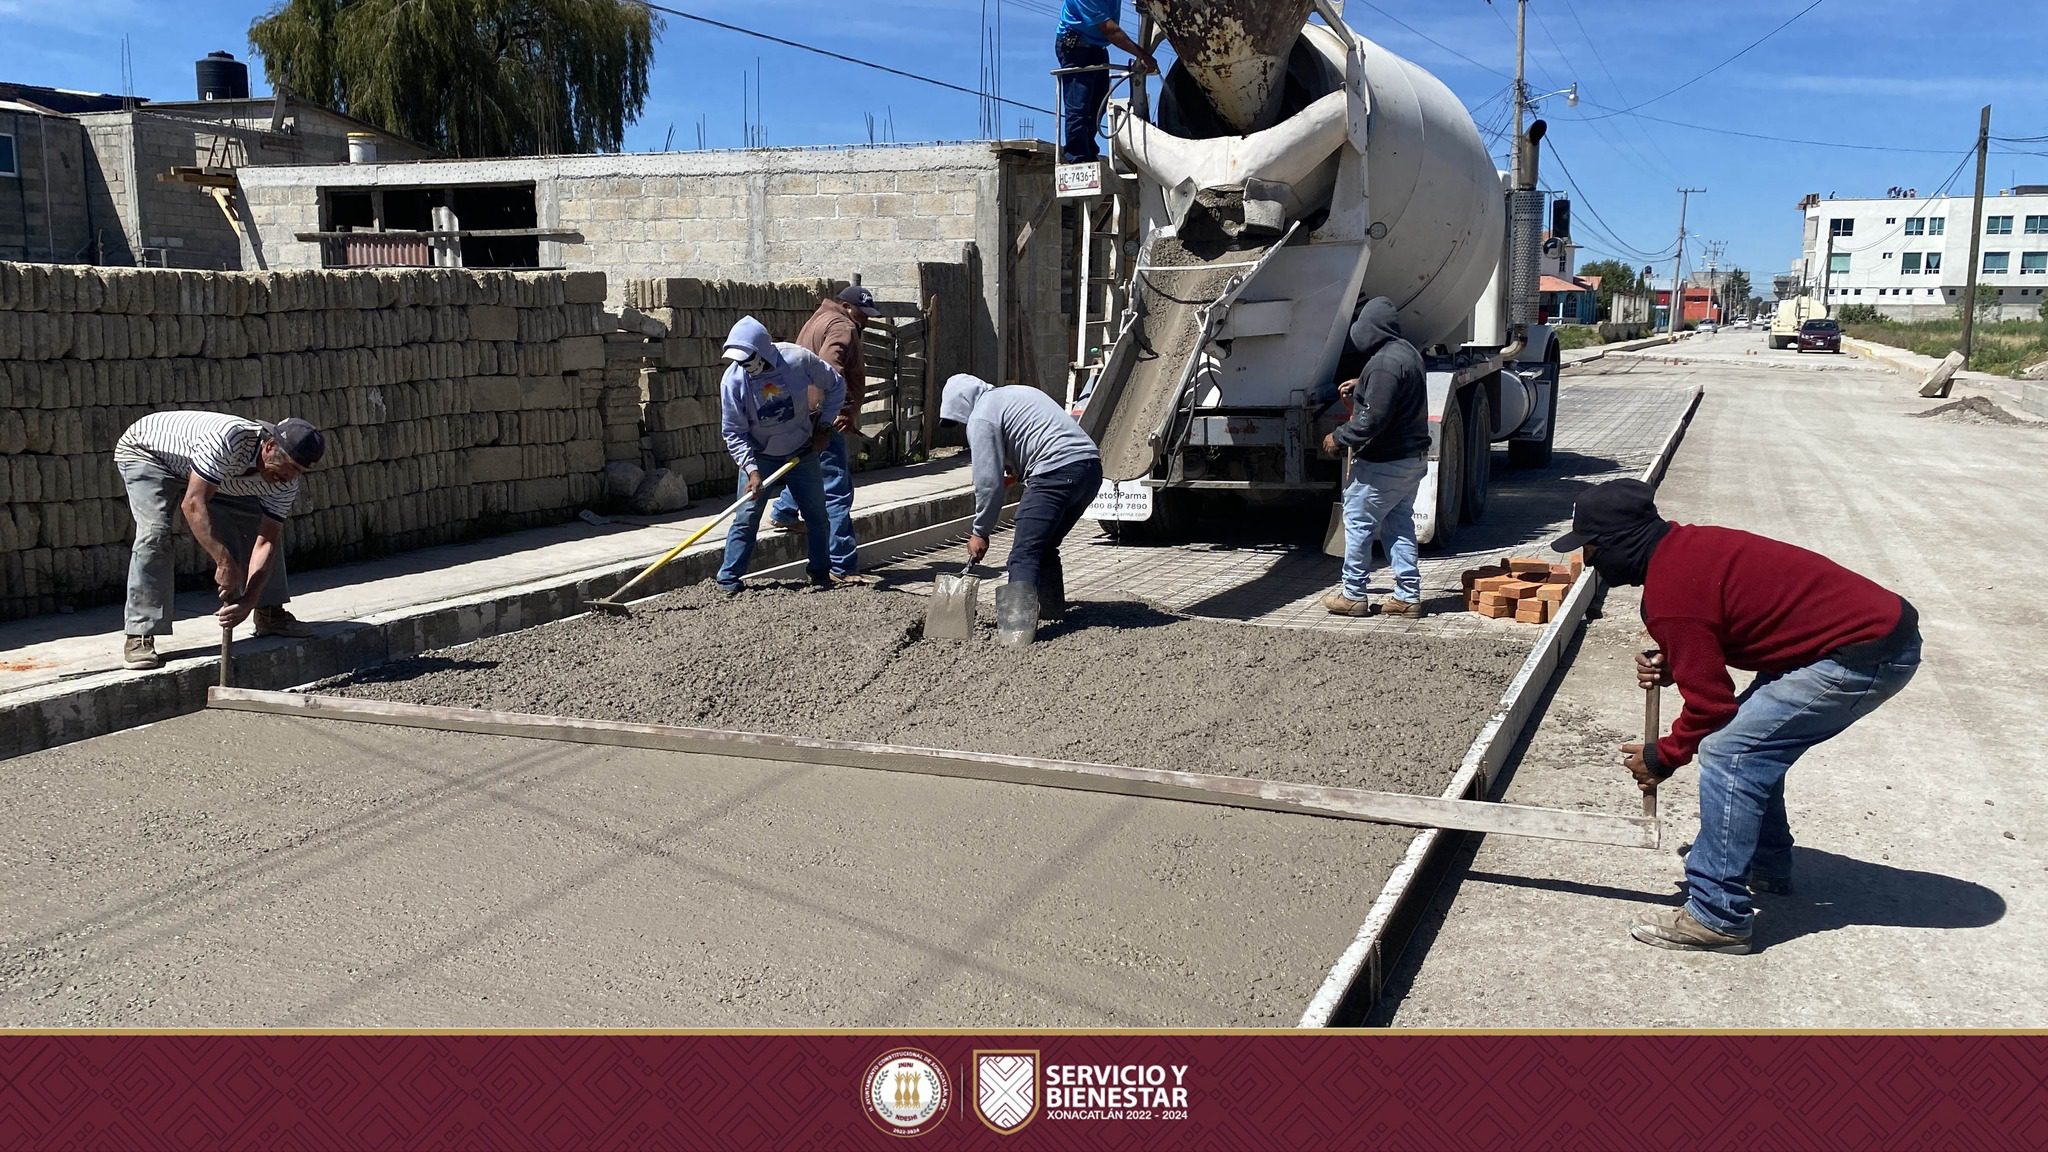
[1795,185,2048,320]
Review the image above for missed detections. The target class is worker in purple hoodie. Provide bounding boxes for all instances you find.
[715,316,845,593]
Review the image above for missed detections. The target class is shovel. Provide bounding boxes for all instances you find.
[924,561,981,640]
[1323,447,1353,559]
[587,456,802,617]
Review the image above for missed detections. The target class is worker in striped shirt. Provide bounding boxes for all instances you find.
[113,411,327,670]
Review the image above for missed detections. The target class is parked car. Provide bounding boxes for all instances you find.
[1698,320,1718,334]
[1795,317,1842,353]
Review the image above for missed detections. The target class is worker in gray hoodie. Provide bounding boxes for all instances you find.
[939,374,1102,637]
[1318,297,1431,619]
[715,316,845,593]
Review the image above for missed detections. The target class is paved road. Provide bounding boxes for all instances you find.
[1382,335,2048,1026]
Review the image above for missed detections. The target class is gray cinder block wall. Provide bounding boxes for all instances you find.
[234,141,1068,399]
[0,261,615,620]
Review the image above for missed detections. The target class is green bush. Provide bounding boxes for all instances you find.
[1835,304,1884,324]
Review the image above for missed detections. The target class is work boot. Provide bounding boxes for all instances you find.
[1379,597,1426,618]
[828,572,874,587]
[1629,906,1753,954]
[121,635,161,670]
[1323,592,1373,618]
[995,581,1041,647]
[253,607,316,638]
[769,514,802,533]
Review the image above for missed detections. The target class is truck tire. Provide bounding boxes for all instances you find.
[1432,402,1464,548]
[1507,348,1559,469]
[1461,386,1491,523]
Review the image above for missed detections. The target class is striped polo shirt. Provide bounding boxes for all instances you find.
[114,411,302,522]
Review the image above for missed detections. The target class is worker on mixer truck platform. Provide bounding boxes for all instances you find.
[1054,0,1158,163]
[767,283,883,584]
[1552,478,1922,955]
[715,316,845,594]
[940,374,1103,635]
[113,411,326,670]
[1318,297,1431,620]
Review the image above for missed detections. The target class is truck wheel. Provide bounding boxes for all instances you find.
[1432,402,1464,548]
[1507,350,1559,469]
[1461,387,1491,523]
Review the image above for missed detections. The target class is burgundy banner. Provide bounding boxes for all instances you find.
[0,1032,2041,1151]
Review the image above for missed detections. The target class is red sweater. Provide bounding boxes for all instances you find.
[1644,524,1908,768]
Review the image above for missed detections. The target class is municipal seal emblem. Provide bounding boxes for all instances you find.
[862,1047,950,1137]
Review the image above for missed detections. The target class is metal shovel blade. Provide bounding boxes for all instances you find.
[925,566,981,640]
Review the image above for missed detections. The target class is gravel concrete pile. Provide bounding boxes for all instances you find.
[321,584,1524,792]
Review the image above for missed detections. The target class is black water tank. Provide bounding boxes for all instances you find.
[196,51,249,101]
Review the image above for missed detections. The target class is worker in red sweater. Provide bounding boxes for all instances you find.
[1552,479,1921,954]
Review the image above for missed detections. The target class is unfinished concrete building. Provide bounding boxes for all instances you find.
[0,59,427,271]
[234,141,1068,398]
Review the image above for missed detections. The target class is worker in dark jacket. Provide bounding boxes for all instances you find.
[1553,479,1922,954]
[1319,297,1431,618]
[768,283,881,584]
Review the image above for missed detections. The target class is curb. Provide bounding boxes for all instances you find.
[0,485,975,761]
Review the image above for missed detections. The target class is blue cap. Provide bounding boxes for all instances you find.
[837,285,882,317]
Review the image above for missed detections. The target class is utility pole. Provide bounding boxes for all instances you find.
[1512,0,1528,156]
[1671,188,1705,336]
[1960,104,1992,366]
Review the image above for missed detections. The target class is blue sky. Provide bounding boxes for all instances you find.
[7,0,2045,287]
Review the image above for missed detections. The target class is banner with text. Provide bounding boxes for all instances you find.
[0,1032,2039,1150]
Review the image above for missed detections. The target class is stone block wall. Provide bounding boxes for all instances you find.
[621,276,835,490]
[0,261,615,620]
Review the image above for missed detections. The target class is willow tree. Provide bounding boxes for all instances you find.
[249,0,661,157]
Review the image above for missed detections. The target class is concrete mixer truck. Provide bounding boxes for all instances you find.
[1064,0,1561,546]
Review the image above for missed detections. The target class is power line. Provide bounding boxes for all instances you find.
[1544,138,1675,261]
[1581,0,1827,120]
[1830,150,1977,255]
[631,0,1055,117]
[1356,1,1513,81]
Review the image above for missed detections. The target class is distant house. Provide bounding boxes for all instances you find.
[0,59,427,269]
[1541,274,1596,325]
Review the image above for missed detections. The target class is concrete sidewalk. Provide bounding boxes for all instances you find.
[0,458,973,758]
[1843,335,2048,420]
[1381,342,2047,1026]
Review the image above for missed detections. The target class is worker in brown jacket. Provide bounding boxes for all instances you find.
[770,284,878,583]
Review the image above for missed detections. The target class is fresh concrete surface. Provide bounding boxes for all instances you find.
[0,458,973,759]
[0,709,1408,1027]
[1381,331,2047,1026]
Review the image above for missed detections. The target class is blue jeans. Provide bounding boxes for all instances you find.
[1007,457,1103,608]
[716,452,830,589]
[1685,636,1922,936]
[117,458,286,636]
[1056,36,1111,163]
[1341,456,1427,603]
[769,431,858,576]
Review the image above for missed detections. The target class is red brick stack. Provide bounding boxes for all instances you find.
[1460,554,1582,624]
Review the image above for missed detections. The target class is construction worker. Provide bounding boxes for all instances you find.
[768,283,882,584]
[940,374,1102,632]
[1552,478,1922,955]
[1054,0,1158,163]
[113,411,326,670]
[715,316,844,593]
[1319,297,1430,620]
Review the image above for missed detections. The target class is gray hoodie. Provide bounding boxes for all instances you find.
[719,316,845,474]
[940,374,1100,538]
